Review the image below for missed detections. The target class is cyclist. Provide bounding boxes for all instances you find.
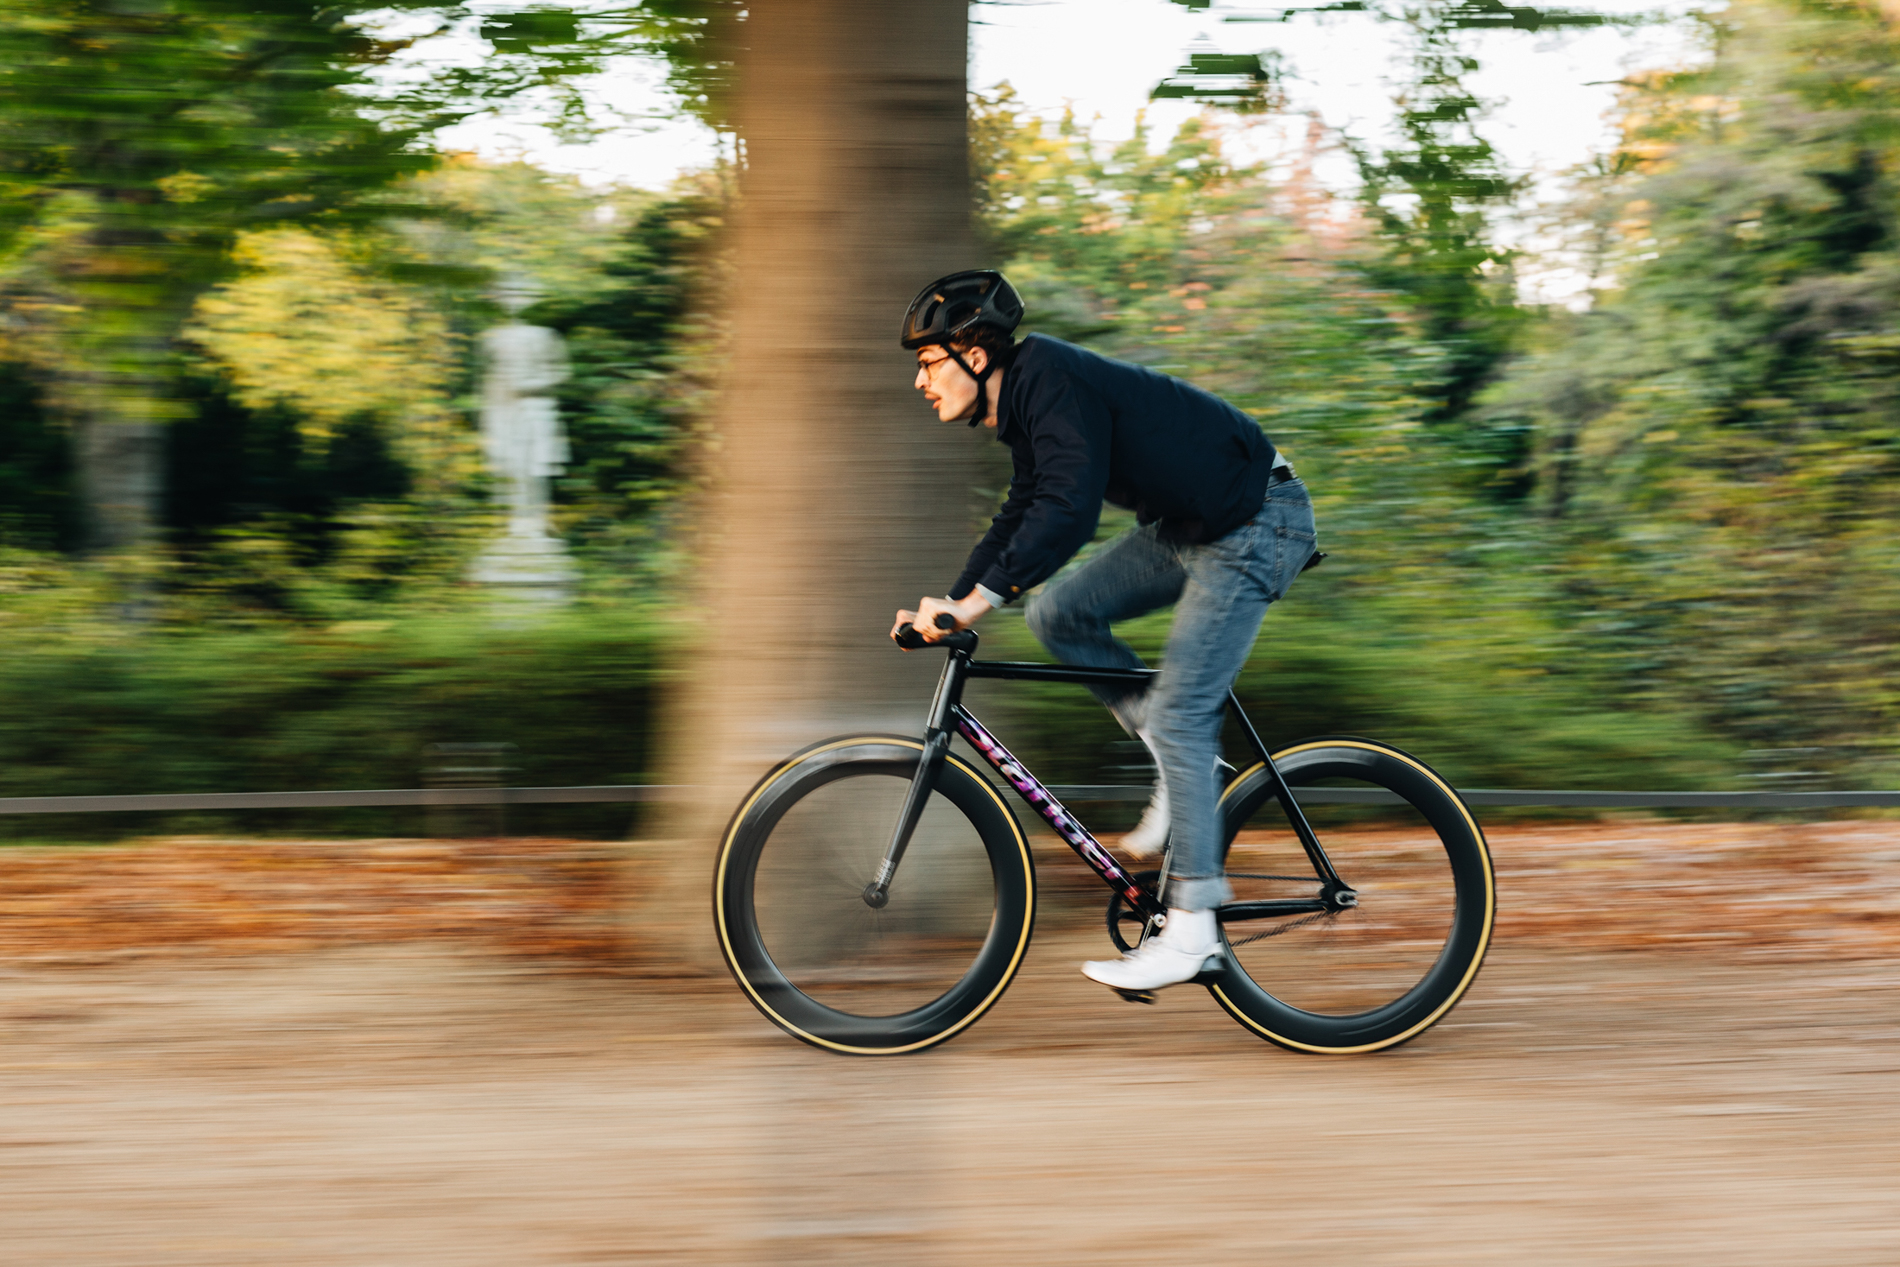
[892,269,1318,994]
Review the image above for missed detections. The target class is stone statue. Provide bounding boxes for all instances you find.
[469,275,577,604]
[481,277,571,539]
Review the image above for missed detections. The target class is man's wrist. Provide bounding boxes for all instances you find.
[973,583,1008,611]
[953,593,991,624]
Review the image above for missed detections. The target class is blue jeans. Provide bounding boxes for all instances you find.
[1024,479,1318,911]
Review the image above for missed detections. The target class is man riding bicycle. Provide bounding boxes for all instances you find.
[892,269,1319,995]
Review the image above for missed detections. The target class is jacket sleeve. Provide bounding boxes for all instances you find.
[950,448,1037,601]
[966,373,1111,603]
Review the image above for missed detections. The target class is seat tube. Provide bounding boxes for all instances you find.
[863,648,970,908]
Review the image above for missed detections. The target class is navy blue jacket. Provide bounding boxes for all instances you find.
[950,334,1279,604]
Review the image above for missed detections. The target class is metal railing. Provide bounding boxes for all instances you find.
[2,784,1897,816]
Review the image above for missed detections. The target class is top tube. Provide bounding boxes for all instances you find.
[893,621,1156,687]
[965,660,1156,687]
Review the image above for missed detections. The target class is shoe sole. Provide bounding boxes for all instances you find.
[1082,952,1226,997]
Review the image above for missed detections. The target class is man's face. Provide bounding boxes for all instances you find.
[914,345,988,424]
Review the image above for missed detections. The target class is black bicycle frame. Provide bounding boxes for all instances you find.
[863,632,1355,924]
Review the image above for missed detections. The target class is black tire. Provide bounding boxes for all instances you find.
[713,736,1036,1055]
[1207,738,1495,1053]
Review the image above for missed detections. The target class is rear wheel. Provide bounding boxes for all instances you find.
[713,736,1035,1055]
[1208,738,1495,1053]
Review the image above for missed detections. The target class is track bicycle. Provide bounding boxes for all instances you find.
[713,618,1496,1056]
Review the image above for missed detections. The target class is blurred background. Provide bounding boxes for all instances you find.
[4,0,1897,837]
[4,1,1900,1261]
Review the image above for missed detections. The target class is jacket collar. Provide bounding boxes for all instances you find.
[994,334,1041,443]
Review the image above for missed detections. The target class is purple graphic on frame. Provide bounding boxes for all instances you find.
[954,707,1156,914]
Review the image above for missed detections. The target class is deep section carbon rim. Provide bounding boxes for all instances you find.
[1208,738,1495,1053]
[714,738,1035,1055]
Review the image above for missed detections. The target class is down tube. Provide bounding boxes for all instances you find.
[953,706,1161,919]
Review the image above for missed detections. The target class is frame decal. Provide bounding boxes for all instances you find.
[953,705,1160,917]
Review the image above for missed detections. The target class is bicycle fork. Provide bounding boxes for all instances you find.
[862,644,967,909]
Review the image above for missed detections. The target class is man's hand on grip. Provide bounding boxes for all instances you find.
[890,592,994,648]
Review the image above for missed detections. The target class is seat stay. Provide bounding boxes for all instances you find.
[1224,691,1352,899]
[953,704,1164,921]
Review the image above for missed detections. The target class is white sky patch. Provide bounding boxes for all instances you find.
[429,53,723,186]
[412,0,1710,303]
[422,0,1703,190]
[970,1,1705,198]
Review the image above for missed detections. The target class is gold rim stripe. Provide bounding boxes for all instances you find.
[713,737,1034,1055]
[1209,740,1496,1054]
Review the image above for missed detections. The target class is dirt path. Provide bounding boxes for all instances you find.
[3,927,1898,1264]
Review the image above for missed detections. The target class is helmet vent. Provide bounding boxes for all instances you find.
[900,270,1025,350]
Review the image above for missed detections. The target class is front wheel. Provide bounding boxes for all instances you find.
[1208,738,1496,1053]
[713,736,1036,1055]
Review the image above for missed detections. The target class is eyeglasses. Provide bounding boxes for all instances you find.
[916,352,954,376]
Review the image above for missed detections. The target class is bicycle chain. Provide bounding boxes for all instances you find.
[1223,874,1338,948]
[1228,908,1336,947]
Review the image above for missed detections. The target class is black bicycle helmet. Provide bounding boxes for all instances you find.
[900,270,1024,351]
[901,271,1023,423]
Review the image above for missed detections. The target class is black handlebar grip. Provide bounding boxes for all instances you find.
[893,612,963,650]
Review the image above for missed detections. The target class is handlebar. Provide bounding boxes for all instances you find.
[893,612,979,653]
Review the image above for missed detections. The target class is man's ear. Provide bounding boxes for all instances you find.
[963,345,989,376]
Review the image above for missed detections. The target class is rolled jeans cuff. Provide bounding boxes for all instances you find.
[1165,872,1233,913]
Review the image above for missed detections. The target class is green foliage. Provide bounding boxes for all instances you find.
[966,90,1743,793]
[972,85,1262,297]
[0,364,75,551]
[0,152,730,618]
[532,179,727,572]
[1193,1,1627,491]
[1485,0,1900,788]
[462,3,740,133]
[158,376,455,617]
[12,0,1899,811]
[972,600,1735,806]
[0,603,671,840]
[0,0,444,431]
[0,0,729,552]
[1187,0,1612,28]
[1151,51,1287,114]
[153,159,716,610]
[1347,9,1534,493]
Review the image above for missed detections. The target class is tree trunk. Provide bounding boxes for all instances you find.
[49,240,182,558]
[642,0,981,966]
[73,412,163,553]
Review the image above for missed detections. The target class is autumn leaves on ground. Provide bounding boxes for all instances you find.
[4,820,1897,964]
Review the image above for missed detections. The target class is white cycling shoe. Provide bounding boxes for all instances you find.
[1081,908,1222,993]
[1120,780,1171,858]
[1118,732,1235,859]
[1120,728,1172,858]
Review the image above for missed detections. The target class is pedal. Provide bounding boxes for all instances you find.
[1189,953,1228,986]
[1110,987,1158,1005]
